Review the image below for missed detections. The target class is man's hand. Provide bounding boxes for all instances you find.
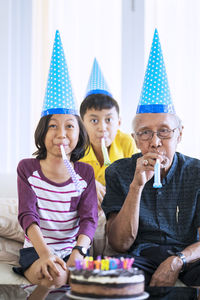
[133,152,168,188]
[95,180,106,212]
[150,256,182,286]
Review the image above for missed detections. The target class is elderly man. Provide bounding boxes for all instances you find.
[102,29,200,286]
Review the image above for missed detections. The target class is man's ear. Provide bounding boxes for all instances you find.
[131,132,140,149]
[177,126,184,144]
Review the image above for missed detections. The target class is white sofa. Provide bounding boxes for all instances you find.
[0,174,30,285]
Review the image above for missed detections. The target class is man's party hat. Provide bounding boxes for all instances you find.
[85,58,112,98]
[137,29,175,114]
[41,30,78,116]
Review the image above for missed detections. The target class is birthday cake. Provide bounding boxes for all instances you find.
[69,257,145,298]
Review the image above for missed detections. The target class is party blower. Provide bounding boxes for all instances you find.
[153,159,162,188]
[101,138,111,166]
[60,144,83,194]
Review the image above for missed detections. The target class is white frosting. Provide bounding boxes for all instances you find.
[70,273,144,284]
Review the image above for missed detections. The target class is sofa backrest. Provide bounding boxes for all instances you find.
[0,173,17,198]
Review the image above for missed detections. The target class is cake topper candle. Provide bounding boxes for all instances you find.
[60,144,83,193]
[101,138,111,166]
[153,159,162,188]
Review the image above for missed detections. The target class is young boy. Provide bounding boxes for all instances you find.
[79,59,138,256]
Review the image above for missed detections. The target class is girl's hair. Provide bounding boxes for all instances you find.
[80,93,119,119]
[33,114,90,162]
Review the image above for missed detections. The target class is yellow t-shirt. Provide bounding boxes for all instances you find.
[79,130,138,186]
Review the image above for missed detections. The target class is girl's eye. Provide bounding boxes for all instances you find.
[66,124,74,129]
[48,124,56,128]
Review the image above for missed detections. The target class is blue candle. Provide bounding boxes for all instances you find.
[153,159,162,188]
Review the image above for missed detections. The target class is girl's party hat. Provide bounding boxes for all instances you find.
[41,30,78,117]
[85,58,112,98]
[137,29,175,114]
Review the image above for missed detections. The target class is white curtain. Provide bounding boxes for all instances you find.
[1,0,200,177]
[31,0,122,152]
[144,0,200,158]
[0,0,32,174]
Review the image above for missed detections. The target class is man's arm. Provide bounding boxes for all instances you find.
[106,153,164,252]
[106,183,143,252]
[150,228,200,286]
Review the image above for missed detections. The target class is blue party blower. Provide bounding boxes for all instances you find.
[153,159,162,188]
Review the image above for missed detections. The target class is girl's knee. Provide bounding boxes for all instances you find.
[40,267,68,289]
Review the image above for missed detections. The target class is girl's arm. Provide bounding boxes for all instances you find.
[27,223,66,281]
[66,234,91,267]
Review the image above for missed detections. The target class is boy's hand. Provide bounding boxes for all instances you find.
[95,180,106,211]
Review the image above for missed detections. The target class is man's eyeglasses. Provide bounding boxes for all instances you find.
[135,127,179,141]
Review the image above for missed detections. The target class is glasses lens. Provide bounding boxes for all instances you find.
[138,130,152,140]
[158,129,173,138]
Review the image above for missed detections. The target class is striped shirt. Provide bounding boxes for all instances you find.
[17,158,98,257]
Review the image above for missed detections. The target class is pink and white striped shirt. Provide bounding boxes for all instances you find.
[17,158,98,257]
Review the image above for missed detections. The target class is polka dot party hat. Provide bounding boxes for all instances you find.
[41,30,78,116]
[85,58,112,98]
[137,28,175,114]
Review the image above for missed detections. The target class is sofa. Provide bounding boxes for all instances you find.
[0,174,30,286]
[0,174,185,292]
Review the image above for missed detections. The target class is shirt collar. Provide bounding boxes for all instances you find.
[162,152,178,185]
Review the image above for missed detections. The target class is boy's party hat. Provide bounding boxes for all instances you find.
[41,30,78,116]
[137,29,175,114]
[85,58,112,98]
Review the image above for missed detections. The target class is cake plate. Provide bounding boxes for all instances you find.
[66,291,149,300]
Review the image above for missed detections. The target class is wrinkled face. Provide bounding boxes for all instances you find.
[45,114,79,159]
[132,113,183,172]
[82,107,120,149]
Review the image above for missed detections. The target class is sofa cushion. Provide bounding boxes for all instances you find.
[0,263,30,285]
[0,198,24,242]
[0,236,23,266]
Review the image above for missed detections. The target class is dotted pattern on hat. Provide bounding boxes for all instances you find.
[42,30,77,114]
[137,29,174,113]
[85,58,112,97]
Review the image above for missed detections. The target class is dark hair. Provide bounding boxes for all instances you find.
[33,114,90,162]
[80,93,120,119]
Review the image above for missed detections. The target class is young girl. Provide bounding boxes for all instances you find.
[13,31,98,299]
[14,113,98,296]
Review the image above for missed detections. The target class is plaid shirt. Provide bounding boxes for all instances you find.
[102,152,200,255]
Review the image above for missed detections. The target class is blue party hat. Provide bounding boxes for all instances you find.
[41,30,78,116]
[85,58,112,98]
[137,29,175,114]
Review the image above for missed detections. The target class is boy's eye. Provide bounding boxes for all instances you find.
[91,119,98,124]
[106,118,112,123]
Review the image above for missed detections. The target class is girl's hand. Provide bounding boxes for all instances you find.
[36,254,67,281]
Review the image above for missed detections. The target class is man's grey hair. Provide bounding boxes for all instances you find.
[132,114,182,133]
